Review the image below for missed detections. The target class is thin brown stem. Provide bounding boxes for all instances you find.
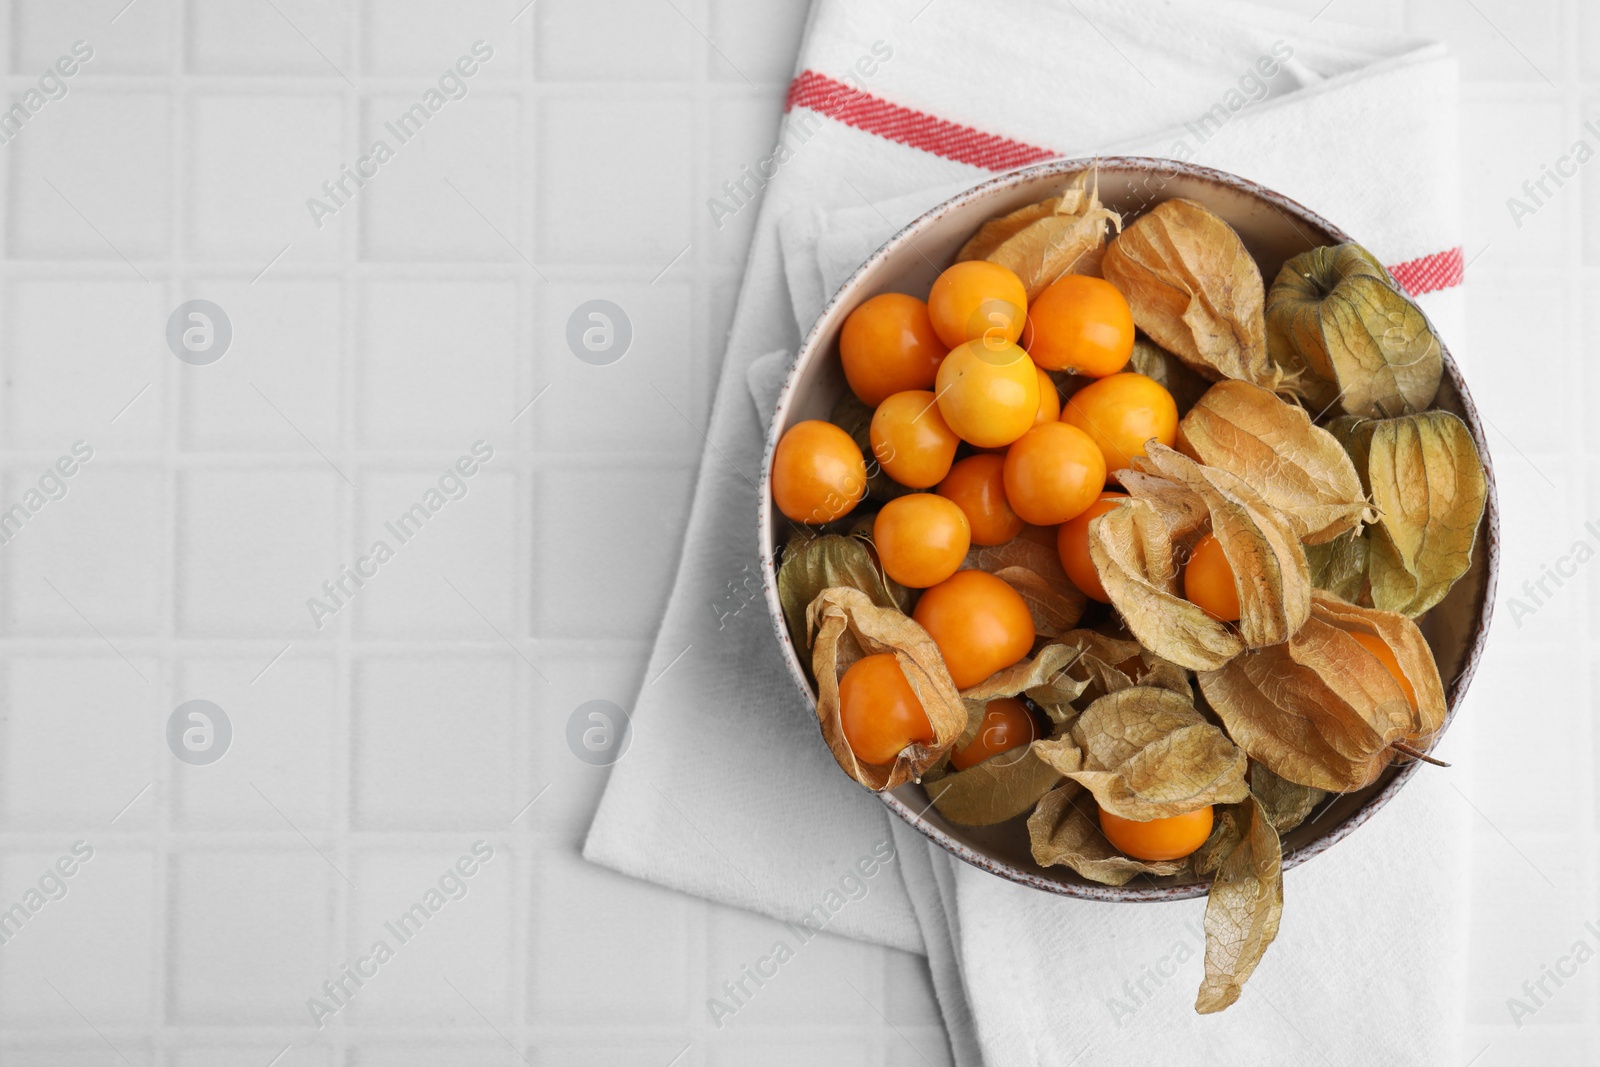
[1391,741,1450,767]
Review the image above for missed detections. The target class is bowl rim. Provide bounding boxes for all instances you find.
[756,155,1500,902]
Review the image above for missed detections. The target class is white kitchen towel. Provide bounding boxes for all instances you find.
[585,1,1473,1062]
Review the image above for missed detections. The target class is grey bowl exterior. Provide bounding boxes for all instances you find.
[757,156,1499,902]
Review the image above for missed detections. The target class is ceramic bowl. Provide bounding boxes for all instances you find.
[757,156,1499,901]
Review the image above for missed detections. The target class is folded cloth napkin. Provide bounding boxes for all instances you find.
[586,1,1472,1062]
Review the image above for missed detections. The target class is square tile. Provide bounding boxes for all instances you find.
[1459,97,1567,271]
[1583,9,1600,83]
[351,468,519,639]
[175,469,343,638]
[1406,0,1561,82]
[349,1047,515,1067]
[1581,108,1600,268]
[167,851,336,1024]
[705,906,873,1029]
[2,463,164,636]
[342,845,514,1023]
[1464,277,1568,455]
[169,1048,330,1067]
[1,658,161,829]
[528,849,689,1024]
[3,279,165,447]
[179,279,343,451]
[359,94,523,261]
[350,656,516,829]
[188,93,345,262]
[532,464,693,638]
[535,0,693,81]
[187,0,351,76]
[529,648,649,847]
[534,282,695,453]
[1486,457,1575,646]
[536,97,693,264]
[7,91,170,261]
[0,848,157,1025]
[357,279,519,446]
[362,3,518,78]
[1229,0,1401,27]
[709,1043,871,1067]
[7,1048,152,1067]
[530,1041,696,1067]
[170,656,338,831]
[11,0,173,75]
[707,0,809,82]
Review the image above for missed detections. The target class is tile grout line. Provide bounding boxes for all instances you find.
[511,6,538,1052]
[330,5,364,1066]
[153,0,189,1042]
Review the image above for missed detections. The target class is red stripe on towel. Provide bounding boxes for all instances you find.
[784,70,1055,173]
[1386,246,1465,297]
[785,70,1463,295]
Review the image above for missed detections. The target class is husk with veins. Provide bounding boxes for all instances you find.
[1176,379,1373,545]
[776,532,908,651]
[1027,782,1188,885]
[924,631,1206,826]
[1042,686,1250,822]
[1338,411,1488,617]
[1248,761,1328,834]
[1265,242,1442,419]
[1305,528,1370,602]
[1197,591,1447,792]
[1101,198,1276,388]
[957,169,1122,298]
[1087,445,1311,670]
[1088,494,1242,671]
[1195,795,1283,1014]
[1139,446,1312,648]
[806,587,968,791]
[925,630,1154,827]
[923,735,1064,827]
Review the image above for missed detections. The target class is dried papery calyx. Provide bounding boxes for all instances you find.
[1086,493,1242,671]
[957,169,1121,298]
[1247,761,1328,833]
[1305,528,1370,601]
[923,682,1057,827]
[925,630,1205,827]
[1194,795,1283,1014]
[1042,685,1250,822]
[1027,782,1188,885]
[1265,242,1442,418]
[1197,591,1448,792]
[807,587,969,791]
[1176,379,1372,544]
[776,532,908,650]
[1088,445,1311,670]
[1334,411,1488,617]
[1101,198,1275,388]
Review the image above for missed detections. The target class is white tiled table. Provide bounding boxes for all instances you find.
[0,0,1590,1063]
